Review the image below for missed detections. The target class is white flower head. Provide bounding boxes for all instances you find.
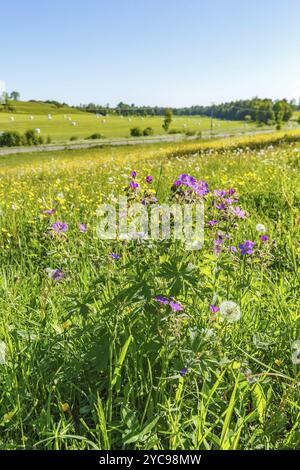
[45,267,55,278]
[219,301,241,323]
[0,340,7,365]
[256,223,266,233]
[291,340,300,365]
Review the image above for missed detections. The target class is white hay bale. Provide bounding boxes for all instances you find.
[35,128,41,134]
[71,121,77,126]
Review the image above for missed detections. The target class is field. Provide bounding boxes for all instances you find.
[0,100,278,143]
[0,131,300,450]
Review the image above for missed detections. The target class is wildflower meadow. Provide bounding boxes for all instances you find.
[0,131,299,450]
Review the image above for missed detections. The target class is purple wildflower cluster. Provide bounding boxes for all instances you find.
[155,295,184,312]
[51,221,68,233]
[239,240,256,255]
[49,221,87,234]
[205,186,250,256]
[213,188,245,219]
[126,171,157,205]
[172,174,209,202]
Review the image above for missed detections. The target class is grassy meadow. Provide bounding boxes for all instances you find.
[0,131,300,449]
[0,100,271,143]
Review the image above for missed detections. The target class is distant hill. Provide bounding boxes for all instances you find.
[0,100,87,115]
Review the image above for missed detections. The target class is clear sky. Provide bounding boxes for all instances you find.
[1,0,300,106]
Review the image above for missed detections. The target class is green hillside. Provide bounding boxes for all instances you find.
[0,99,86,115]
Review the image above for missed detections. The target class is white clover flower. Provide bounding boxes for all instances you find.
[256,223,266,233]
[45,267,55,278]
[0,340,6,365]
[219,301,241,323]
[291,340,300,365]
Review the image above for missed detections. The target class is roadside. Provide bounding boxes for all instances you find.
[0,127,291,156]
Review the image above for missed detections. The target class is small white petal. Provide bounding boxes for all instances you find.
[219,301,241,323]
[0,340,7,364]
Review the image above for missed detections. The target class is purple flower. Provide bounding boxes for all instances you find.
[146,175,153,183]
[131,171,137,178]
[51,221,68,232]
[41,208,56,215]
[232,206,246,219]
[260,235,269,242]
[224,197,238,205]
[213,237,223,255]
[155,295,169,304]
[208,219,218,226]
[228,188,236,195]
[129,181,139,189]
[239,240,256,255]
[214,202,226,211]
[173,174,209,197]
[229,246,238,253]
[169,301,184,312]
[214,189,227,197]
[210,304,220,313]
[177,174,196,186]
[194,180,209,197]
[53,269,65,281]
[180,367,188,377]
[78,223,87,232]
[109,252,121,260]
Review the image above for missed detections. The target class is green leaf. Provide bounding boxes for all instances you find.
[123,415,160,444]
[111,335,133,392]
[252,383,266,424]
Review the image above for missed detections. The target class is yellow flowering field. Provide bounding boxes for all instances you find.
[0,131,299,449]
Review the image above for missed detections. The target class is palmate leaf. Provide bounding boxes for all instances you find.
[158,259,198,294]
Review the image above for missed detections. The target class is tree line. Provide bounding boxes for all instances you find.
[78,98,298,126]
[1,90,299,127]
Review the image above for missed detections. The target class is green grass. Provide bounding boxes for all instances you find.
[1,100,83,115]
[0,100,278,143]
[0,133,299,450]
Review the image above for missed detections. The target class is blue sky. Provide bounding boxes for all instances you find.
[1,0,300,106]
